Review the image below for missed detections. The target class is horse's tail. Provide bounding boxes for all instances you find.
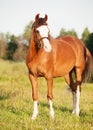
[83,47,93,82]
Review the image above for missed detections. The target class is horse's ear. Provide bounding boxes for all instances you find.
[44,14,48,23]
[35,13,40,22]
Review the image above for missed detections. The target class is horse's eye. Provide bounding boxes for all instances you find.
[36,30,39,33]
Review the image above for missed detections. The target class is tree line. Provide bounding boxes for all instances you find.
[0,20,93,61]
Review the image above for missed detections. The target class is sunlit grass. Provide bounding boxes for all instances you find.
[0,60,93,130]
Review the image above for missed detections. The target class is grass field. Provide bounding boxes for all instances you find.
[0,60,93,130]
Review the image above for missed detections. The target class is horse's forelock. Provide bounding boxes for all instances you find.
[39,18,44,24]
[33,14,48,29]
[35,18,47,27]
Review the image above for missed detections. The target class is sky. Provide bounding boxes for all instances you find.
[0,0,93,38]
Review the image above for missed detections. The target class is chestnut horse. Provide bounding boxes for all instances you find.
[26,14,93,120]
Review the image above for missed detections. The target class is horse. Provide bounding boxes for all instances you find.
[26,14,93,120]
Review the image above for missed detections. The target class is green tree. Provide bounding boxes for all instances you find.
[59,28,78,37]
[13,44,28,61]
[86,33,93,56]
[23,21,33,41]
[7,35,18,60]
[59,28,67,36]
[81,27,90,45]
[5,32,11,42]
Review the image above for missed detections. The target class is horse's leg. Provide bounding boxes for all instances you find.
[29,73,38,120]
[47,78,54,118]
[64,71,74,89]
[64,71,80,116]
[72,68,81,116]
[72,86,80,116]
[64,74,71,86]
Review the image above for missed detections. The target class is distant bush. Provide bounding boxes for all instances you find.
[13,44,28,61]
[0,40,7,59]
[7,35,18,60]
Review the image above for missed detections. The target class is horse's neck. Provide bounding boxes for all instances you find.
[28,36,37,61]
[50,35,56,44]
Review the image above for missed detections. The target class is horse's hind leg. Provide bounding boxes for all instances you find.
[64,71,73,87]
[72,87,80,116]
[64,70,80,116]
[72,68,82,116]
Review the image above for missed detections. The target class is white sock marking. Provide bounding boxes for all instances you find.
[49,100,54,118]
[72,86,80,116]
[72,91,76,114]
[32,101,38,120]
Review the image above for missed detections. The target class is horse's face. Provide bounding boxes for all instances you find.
[33,14,52,52]
[35,25,52,52]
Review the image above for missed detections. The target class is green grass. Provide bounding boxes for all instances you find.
[0,59,93,130]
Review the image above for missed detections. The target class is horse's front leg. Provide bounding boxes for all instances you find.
[47,78,54,119]
[29,73,38,120]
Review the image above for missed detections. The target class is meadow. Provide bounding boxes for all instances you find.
[0,60,93,130]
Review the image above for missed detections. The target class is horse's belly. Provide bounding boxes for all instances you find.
[53,53,76,77]
[53,63,74,77]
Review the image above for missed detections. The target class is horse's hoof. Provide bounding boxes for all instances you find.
[31,112,38,120]
[50,111,54,119]
[72,110,79,116]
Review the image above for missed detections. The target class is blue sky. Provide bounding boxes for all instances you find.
[0,0,93,37]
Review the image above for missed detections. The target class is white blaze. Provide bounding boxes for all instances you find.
[37,25,52,52]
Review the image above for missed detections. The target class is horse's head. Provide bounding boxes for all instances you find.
[32,14,52,52]
[33,13,48,27]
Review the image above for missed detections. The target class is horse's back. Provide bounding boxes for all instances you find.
[57,36,86,67]
[58,36,84,53]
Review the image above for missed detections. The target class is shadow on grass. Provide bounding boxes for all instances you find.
[0,90,20,101]
[80,109,91,118]
[39,101,72,114]
[0,93,10,100]
[39,101,49,108]
[59,106,72,113]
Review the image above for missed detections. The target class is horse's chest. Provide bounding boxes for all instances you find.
[29,58,48,76]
